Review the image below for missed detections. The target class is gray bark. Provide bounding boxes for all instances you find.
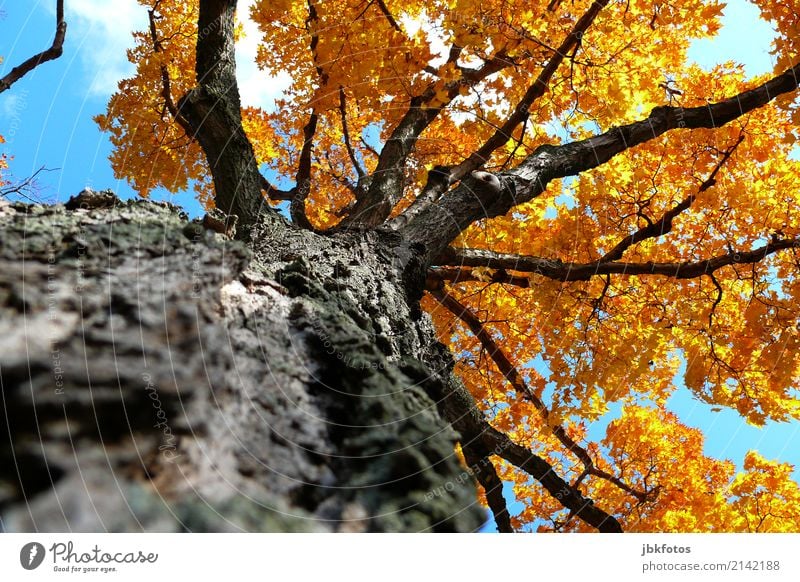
[179,0,274,239]
[0,193,485,532]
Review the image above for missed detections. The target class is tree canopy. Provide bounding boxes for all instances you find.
[59,0,800,531]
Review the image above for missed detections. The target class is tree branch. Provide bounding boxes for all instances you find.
[481,424,623,532]
[600,134,743,262]
[342,54,514,228]
[0,166,56,202]
[461,445,513,532]
[373,0,401,32]
[432,238,800,284]
[290,111,318,229]
[178,0,281,239]
[148,3,291,204]
[260,174,293,201]
[427,135,748,288]
[401,60,800,259]
[282,0,329,229]
[427,267,534,289]
[427,360,623,532]
[0,0,66,94]
[339,86,366,180]
[148,5,192,134]
[431,289,651,504]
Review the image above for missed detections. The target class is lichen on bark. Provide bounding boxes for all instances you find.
[0,194,485,532]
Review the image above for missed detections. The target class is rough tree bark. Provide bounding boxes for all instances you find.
[0,192,485,532]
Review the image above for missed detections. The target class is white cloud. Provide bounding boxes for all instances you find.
[64,0,147,98]
[235,0,291,110]
[48,0,287,106]
[65,0,288,107]
[2,94,24,119]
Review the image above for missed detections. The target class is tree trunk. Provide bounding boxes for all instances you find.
[0,193,485,532]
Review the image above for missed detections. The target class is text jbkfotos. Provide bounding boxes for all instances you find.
[641,543,692,556]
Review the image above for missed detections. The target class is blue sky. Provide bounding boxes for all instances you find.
[0,0,290,217]
[1,0,798,527]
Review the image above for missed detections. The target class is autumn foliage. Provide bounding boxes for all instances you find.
[96,0,800,532]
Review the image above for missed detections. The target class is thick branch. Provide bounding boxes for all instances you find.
[178,0,280,238]
[374,0,401,32]
[432,238,800,283]
[481,425,623,532]
[260,175,293,201]
[0,0,66,94]
[433,372,623,532]
[343,55,513,228]
[401,61,800,258]
[431,290,650,504]
[284,0,327,229]
[461,446,513,532]
[343,95,442,226]
[290,112,318,229]
[427,267,533,289]
[150,3,290,204]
